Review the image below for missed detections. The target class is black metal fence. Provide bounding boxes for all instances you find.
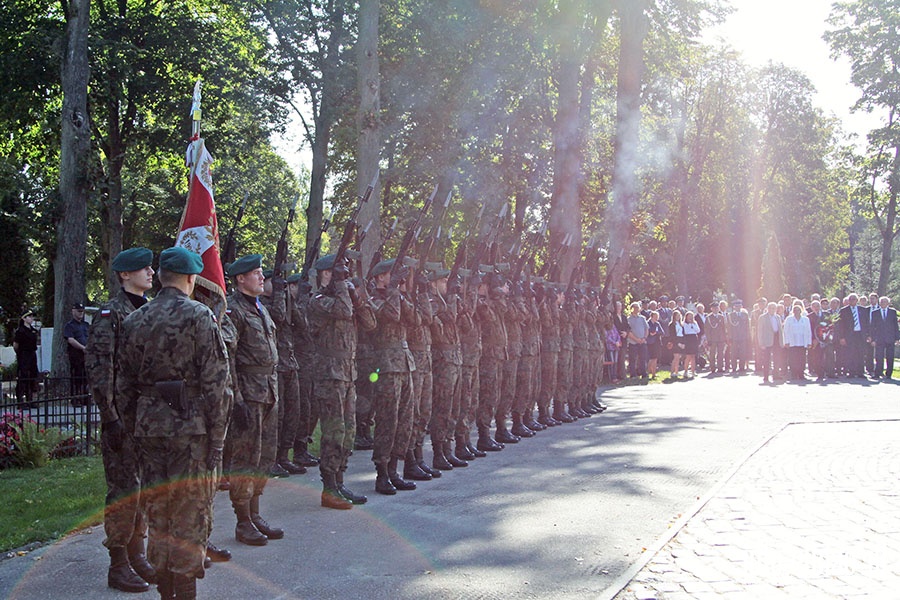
[1,374,100,458]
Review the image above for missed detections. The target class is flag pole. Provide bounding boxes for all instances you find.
[189,79,202,168]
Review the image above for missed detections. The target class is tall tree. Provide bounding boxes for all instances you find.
[826,0,900,294]
[357,0,381,268]
[54,0,90,376]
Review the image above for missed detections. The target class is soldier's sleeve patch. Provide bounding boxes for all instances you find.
[99,309,112,317]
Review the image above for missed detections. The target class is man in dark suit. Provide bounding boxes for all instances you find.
[868,296,899,379]
[838,293,870,378]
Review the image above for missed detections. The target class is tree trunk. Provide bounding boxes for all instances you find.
[877,144,900,295]
[53,0,91,377]
[606,0,649,292]
[357,0,381,272]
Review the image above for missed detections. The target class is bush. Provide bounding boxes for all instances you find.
[0,413,67,469]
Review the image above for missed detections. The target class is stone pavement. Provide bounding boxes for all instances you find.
[613,420,900,600]
[1,374,898,599]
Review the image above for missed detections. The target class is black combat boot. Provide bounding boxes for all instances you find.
[415,445,441,478]
[388,457,416,490]
[444,440,468,467]
[336,470,367,504]
[403,449,432,480]
[206,542,231,563]
[494,417,521,443]
[455,436,476,461]
[523,410,546,431]
[172,573,197,600]
[107,546,150,593]
[553,401,576,423]
[466,432,487,457]
[293,440,320,466]
[476,427,504,452]
[510,413,536,438]
[126,533,157,584]
[375,463,397,495]
[250,494,284,539]
[276,448,307,474]
[321,473,353,510]
[268,462,291,478]
[537,405,560,426]
[431,439,454,470]
[234,503,268,546]
[355,423,374,450]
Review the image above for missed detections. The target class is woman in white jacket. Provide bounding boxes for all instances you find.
[782,302,812,381]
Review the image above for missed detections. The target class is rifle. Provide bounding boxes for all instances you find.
[221,192,249,267]
[300,207,334,281]
[333,172,378,268]
[468,202,509,274]
[274,194,300,278]
[417,190,453,268]
[365,216,399,279]
[510,222,547,284]
[567,235,597,295]
[598,250,622,310]
[387,185,439,279]
[540,233,573,283]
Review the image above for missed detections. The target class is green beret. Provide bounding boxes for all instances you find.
[159,246,203,275]
[286,273,304,284]
[263,269,274,279]
[226,254,263,277]
[111,247,153,273]
[370,258,395,278]
[315,253,336,271]
[427,268,451,281]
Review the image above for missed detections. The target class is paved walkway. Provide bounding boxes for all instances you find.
[0,374,898,599]
[614,419,900,600]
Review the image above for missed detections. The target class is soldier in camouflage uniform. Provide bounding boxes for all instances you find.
[571,292,592,419]
[512,281,543,436]
[224,254,283,546]
[427,268,467,471]
[116,247,230,600]
[555,289,578,423]
[308,254,377,509]
[85,247,156,593]
[287,273,320,468]
[496,284,525,444]
[455,272,484,459]
[404,269,439,480]
[476,275,509,452]
[368,259,419,495]
[260,270,307,476]
[537,283,561,427]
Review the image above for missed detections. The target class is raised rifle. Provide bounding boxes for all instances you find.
[221,192,249,267]
[333,172,378,268]
[510,221,548,284]
[388,185,439,279]
[274,194,300,278]
[567,235,598,295]
[300,207,334,282]
[418,190,453,268]
[365,216,399,279]
[468,202,509,274]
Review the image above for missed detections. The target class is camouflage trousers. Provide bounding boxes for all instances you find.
[355,356,376,432]
[476,356,502,431]
[573,349,591,406]
[277,368,301,453]
[455,364,479,438]
[513,354,539,415]
[430,358,460,444]
[497,355,520,420]
[137,435,215,578]
[539,350,559,412]
[410,349,433,450]
[371,371,414,467]
[315,378,356,476]
[293,372,317,454]
[101,430,146,549]
[227,400,278,504]
[556,349,573,408]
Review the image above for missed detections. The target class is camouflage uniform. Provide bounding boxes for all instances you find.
[513,292,541,425]
[407,290,434,456]
[370,286,418,467]
[308,280,376,477]
[555,300,576,419]
[260,280,305,469]
[429,292,462,453]
[116,286,230,579]
[291,288,319,460]
[355,318,376,446]
[477,293,508,442]
[572,301,591,415]
[85,289,147,553]
[538,293,560,422]
[455,292,481,446]
[226,291,279,505]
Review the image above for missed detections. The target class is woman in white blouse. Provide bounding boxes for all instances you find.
[782,302,812,381]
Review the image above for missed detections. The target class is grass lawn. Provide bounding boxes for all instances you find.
[0,456,105,553]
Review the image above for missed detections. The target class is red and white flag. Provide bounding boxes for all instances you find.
[176,137,227,311]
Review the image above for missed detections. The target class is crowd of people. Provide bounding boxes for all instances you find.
[609,292,900,384]
[84,246,612,599]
